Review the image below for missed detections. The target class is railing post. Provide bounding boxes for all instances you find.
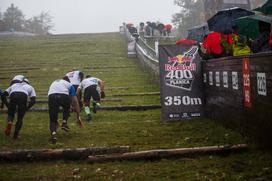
[155,39,159,58]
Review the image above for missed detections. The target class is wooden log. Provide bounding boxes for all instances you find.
[35,98,123,104]
[88,144,248,163]
[0,105,161,113]
[112,92,160,97]
[0,146,130,162]
[0,67,40,71]
[0,70,28,74]
[84,65,136,69]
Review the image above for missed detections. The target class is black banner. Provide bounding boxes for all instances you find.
[159,44,204,120]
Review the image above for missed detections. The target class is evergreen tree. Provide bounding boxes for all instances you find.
[3,3,25,31]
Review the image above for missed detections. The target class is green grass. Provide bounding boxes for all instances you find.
[0,33,272,180]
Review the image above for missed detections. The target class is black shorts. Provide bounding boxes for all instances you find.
[8,92,28,121]
[83,85,100,102]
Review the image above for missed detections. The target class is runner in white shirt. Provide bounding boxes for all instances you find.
[10,75,25,85]
[66,70,84,109]
[76,75,105,122]
[1,80,36,139]
[48,76,82,143]
[66,70,84,88]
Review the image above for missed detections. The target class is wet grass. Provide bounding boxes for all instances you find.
[0,33,271,180]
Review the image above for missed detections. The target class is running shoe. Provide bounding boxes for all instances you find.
[61,122,70,132]
[5,122,12,136]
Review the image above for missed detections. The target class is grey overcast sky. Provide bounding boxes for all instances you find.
[0,0,180,34]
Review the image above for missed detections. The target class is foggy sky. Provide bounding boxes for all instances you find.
[0,0,179,34]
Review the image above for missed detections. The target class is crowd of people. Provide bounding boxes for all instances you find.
[0,70,105,143]
[198,21,272,60]
[125,21,173,39]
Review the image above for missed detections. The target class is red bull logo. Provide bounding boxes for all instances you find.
[168,54,193,64]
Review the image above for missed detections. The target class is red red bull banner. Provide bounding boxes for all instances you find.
[159,44,204,120]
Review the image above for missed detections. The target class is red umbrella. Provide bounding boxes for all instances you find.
[176,39,197,45]
[164,24,172,30]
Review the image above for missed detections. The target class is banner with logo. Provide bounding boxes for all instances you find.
[159,44,204,120]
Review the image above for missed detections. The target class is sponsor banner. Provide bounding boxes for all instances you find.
[257,72,267,96]
[159,44,204,120]
[209,71,213,86]
[232,71,239,90]
[242,58,252,108]
[215,71,220,87]
[223,71,228,88]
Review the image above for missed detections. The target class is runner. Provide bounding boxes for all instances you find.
[1,78,36,139]
[76,75,105,122]
[10,75,25,86]
[0,88,3,109]
[66,70,84,109]
[48,76,83,143]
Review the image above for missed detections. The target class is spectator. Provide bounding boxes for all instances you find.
[231,25,251,56]
[150,22,157,36]
[1,79,36,139]
[156,23,165,36]
[251,21,271,53]
[269,25,272,48]
[76,75,105,122]
[221,29,234,56]
[145,21,152,36]
[198,31,224,60]
[139,22,145,32]
[47,76,82,143]
[164,24,173,36]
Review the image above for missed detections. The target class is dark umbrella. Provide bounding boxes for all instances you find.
[207,7,254,33]
[255,0,272,14]
[234,14,272,39]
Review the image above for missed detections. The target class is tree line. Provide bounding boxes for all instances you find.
[0,4,53,35]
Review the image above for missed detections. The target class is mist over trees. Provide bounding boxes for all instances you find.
[0,3,53,35]
[172,0,205,38]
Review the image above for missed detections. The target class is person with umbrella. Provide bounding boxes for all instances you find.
[251,21,271,53]
[231,25,251,56]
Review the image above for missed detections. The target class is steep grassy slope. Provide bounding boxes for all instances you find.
[0,33,271,180]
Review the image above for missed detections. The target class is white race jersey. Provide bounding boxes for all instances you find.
[79,77,101,91]
[12,75,25,81]
[5,82,36,97]
[66,71,82,85]
[48,79,73,96]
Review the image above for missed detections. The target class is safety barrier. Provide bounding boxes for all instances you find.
[124,26,159,81]
[123,25,272,148]
[203,52,272,148]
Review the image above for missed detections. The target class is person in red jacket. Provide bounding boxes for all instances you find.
[199,31,224,60]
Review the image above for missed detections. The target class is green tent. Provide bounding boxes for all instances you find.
[234,14,272,39]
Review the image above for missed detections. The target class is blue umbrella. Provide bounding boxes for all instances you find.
[208,7,255,33]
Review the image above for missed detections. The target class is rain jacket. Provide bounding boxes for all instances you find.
[203,32,223,55]
[232,34,251,56]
